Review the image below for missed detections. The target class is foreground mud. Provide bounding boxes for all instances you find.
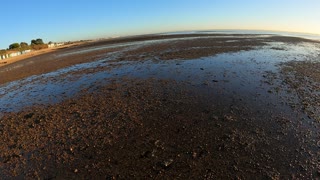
[0,78,318,179]
[281,60,320,121]
[0,34,319,178]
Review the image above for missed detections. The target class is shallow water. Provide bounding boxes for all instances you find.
[162,30,320,41]
[0,37,319,115]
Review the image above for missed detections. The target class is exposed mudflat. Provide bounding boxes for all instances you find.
[0,34,319,179]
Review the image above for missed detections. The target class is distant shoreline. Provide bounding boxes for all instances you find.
[1,31,319,69]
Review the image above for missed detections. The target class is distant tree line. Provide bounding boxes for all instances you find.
[30,39,48,50]
[2,38,47,53]
[31,39,44,45]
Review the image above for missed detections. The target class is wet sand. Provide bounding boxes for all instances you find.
[0,34,319,178]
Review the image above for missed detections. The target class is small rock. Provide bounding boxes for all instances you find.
[163,159,173,168]
[299,165,306,171]
[140,151,151,158]
[154,140,161,147]
[192,152,197,158]
[24,113,34,119]
[212,115,219,120]
[74,169,78,173]
[34,119,41,124]
[233,165,238,171]
[224,115,236,121]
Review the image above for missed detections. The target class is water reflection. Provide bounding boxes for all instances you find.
[0,36,319,114]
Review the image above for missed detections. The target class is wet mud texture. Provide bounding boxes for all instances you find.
[281,60,320,121]
[0,78,319,179]
[0,34,319,179]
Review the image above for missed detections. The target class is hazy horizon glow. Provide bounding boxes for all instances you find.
[0,0,319,49]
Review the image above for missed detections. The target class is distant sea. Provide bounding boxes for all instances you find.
[160,30,320,41]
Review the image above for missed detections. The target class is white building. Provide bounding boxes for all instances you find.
[8,51,21,57]
[48,42,65,48]
[48,43,55,48]
[0,54,9,60]
[21,49,31,54]
[0,49,32,60]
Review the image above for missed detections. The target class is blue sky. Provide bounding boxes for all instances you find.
[0,0,319,49]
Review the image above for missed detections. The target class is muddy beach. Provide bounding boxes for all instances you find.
[0,33,319,179]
